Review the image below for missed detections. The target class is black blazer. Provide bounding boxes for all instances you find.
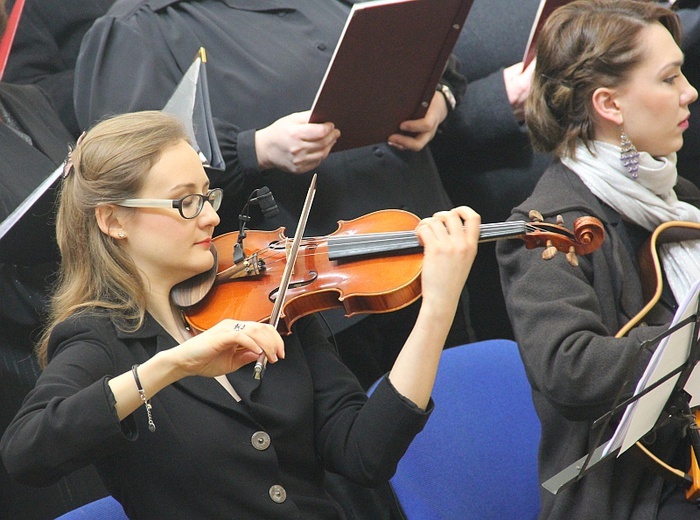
[1,313,431,519]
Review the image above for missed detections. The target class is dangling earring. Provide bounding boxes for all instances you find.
[117,230,126,239]
[620,128,639,179]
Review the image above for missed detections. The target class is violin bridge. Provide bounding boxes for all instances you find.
[285,239,292,262]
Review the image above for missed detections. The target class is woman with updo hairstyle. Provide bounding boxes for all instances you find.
[0,110,481,519]
[497,0,700,519]
[527,0,683,158]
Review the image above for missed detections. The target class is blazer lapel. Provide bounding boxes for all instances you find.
[149,325,260,421]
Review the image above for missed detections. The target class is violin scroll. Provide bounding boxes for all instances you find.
[523,211,605,266]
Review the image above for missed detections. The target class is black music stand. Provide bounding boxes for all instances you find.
[543,279,700,495]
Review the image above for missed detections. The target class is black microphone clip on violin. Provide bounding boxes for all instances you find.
[234,186,279,264]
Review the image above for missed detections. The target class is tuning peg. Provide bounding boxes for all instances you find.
[566,246,578,267]
[529,210,544,222]
[542,240,557,260]
[556,214,564,226]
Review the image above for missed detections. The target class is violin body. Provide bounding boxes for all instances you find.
[183,209,424,334]
[620,220,700,337]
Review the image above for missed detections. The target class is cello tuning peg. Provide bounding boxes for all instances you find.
[556,214,564,226]
[566,246,578,267]
[541,240,557,260]
[529,210,544,222]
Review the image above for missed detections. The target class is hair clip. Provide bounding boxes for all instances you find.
[62,131,87,179]
[540,74,574,90]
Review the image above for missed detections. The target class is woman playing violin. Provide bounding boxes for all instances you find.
[0,111,480,519]
[497,1,700,519]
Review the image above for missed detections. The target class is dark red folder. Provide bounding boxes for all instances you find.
[309,0,474,152]
[522,0,574,71]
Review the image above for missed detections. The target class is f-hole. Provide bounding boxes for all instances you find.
[268,271,319,302]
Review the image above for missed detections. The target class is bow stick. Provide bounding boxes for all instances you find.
[253,173,317,379]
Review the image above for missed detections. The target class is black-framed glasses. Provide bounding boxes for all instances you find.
[117,188,223,219]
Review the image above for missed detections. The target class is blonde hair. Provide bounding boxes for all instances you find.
[526,0,681,158]
[38,111,189,367]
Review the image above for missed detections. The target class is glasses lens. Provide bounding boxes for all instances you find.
[180,194,204,219]
[208,189,223,212]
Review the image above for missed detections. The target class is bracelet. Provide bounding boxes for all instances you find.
[436,83,456,113]
[132,364,156,433]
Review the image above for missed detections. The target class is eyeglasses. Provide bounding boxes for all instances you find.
[117,188,223,219]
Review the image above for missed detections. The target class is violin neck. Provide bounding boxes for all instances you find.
[327,221,531,260]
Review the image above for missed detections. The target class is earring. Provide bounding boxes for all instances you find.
[620,128,639,179]
[117,230,126,239]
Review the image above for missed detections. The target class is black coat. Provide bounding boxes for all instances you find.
[74,0,462,237]
[0,82,70,326]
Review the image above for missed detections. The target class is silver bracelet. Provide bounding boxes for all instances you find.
[131,364,156,433]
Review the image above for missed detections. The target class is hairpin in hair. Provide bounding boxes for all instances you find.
[62,131,87,179]
[540,74,574,90]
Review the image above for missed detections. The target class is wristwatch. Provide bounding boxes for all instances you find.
[437,83,456,112]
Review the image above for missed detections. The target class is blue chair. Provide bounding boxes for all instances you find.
[379,339,541,520]
[54,495,127,519]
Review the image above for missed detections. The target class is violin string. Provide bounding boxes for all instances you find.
[231,220,573,268]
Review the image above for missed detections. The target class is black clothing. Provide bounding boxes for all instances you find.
[0,82,108,519]
[4,0,116,136]
[74,0,464,237]
[431,0,551,341]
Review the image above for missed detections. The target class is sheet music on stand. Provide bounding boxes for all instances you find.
[605,279,700,456]
[543,278,700,494]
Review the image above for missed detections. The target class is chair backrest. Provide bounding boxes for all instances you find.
[54,495,127,520]
[386,339,541,520]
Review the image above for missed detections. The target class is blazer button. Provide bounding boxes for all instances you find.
[251,431,271,451]
[269,484,287,503]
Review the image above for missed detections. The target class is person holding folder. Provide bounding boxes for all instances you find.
[1,110,481,519]
[497,1,700,518]
[431,0,552,342]
[73,0,472,396]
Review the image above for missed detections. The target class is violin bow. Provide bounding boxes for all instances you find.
[0,0,25,81]
[253,173,317,379]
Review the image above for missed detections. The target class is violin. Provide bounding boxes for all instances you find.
[172,208,604,335]
[618,220,700,502]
